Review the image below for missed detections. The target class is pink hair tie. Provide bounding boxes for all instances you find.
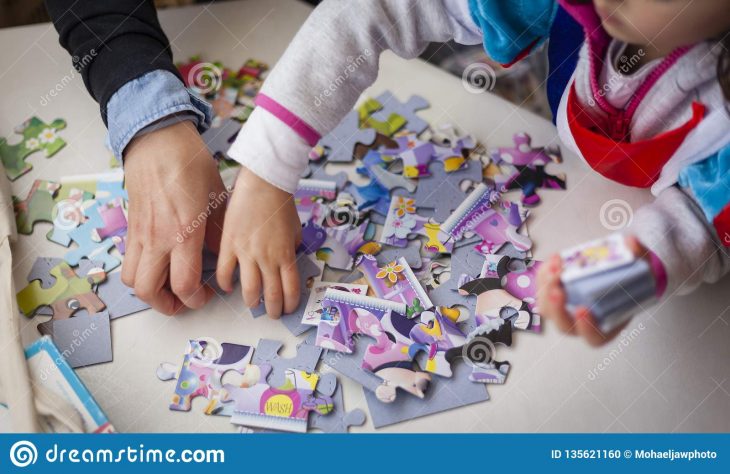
[254,93,321,147]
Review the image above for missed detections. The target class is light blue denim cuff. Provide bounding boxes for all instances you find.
[105,69,213,160]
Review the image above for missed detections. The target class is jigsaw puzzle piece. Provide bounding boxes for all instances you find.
[491,133,566,206]
[308,374,366,433]
[458,254,540,332]
[96,272,150,319]
[356,254,432,317]
[166,338,254,412]
[305,161,349,190]
[224,365,334,433]
[36,312,113,368]
[317,110,376,163]
[358,97,407,136]
[13,180,61,234]
[17,260,106,319]
[250,338,323,388]
[316,289,431,402]
[441,183,532,254]
[368,91,429,135]
[413,160,483,222]
[64,202,121,271]
[0,117,67,180]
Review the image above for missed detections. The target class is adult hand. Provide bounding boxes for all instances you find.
[121,120,226,314]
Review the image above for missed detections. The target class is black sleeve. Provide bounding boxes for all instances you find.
[44,0,183,125]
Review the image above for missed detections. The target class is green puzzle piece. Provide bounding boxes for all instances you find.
[0,116,67,181]
[12,179,61,235]
[357,98,406,137]
[17,261,106,318]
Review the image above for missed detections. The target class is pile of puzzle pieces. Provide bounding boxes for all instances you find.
[12,168,149,368]
[156,337,366,433]
[231,89,567,427]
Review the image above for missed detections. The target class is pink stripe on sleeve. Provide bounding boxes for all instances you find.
[648,251,668,298]
[254,93,321,147]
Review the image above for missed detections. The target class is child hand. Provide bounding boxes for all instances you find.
[216,167,302,318]
[536,235,648,346]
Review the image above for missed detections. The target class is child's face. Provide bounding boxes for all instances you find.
[594,0,730,53]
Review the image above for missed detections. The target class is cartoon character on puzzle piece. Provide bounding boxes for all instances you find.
[17,260,107,320]
[13,179,61,235]
[356,254,433,318]
[315,289,432,403]
[459,317,513,384]
[409,307,469,378]
[441,183,533,255]
[0,116,67,180]
[215,365,334,432]
[157,338,254,412]
[490,132,566,207]
[458,254,541,332]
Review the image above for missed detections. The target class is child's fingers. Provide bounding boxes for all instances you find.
[239,258,262,308]
[537,254,576,335]
[215,245,238,293]
[261,264,284,319]
[280,258,301,314]
[574,308,630,346]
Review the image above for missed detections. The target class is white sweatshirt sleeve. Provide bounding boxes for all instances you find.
[628,186,730,297]
[227,0,482,193]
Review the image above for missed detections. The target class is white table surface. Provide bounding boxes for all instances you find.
[2,0,728,433]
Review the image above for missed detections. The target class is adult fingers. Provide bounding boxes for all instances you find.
[134,248,180,315]
[121,239,142,289]
[170,237,211,310]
